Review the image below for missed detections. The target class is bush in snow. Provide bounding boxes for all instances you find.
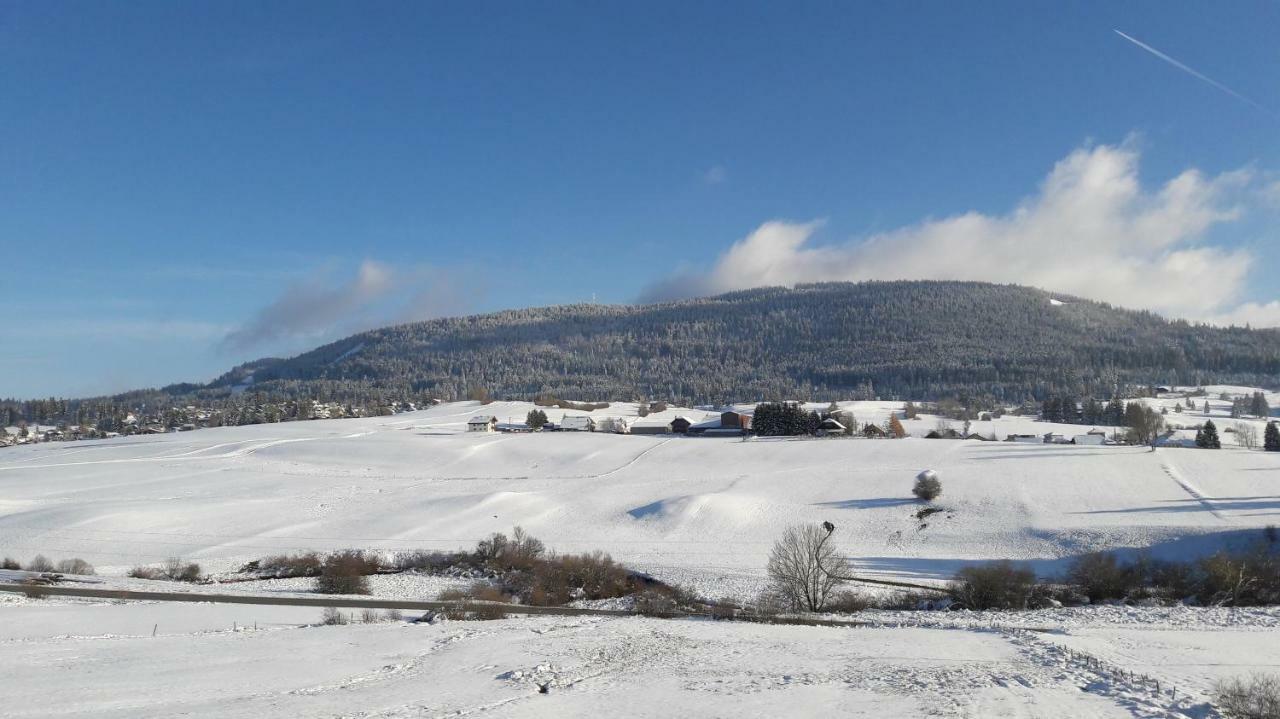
[130,557,202,583]
[524,550,630,606]
[951,561,1036,610]
[766,523,850,612]
[913,470,942,501]
[55,558,95,576]
[26,554,54,572]
[438,584,511,620]
[476,526,545,572]
[258,552,323,578]
[2,557,20,570]
[824,590,873,613]
[320,607,348,625]
[316,551,376,595]
[1214,673,1280,719]
[1066,552,1142,601]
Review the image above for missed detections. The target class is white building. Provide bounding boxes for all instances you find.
[467,415,498,432]
[1073,433,1106,446]
[560,416,595,432]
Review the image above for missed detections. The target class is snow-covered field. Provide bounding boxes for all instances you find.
[3,590,1266,718]
[2,394,1278,716]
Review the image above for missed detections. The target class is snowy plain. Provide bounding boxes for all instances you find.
[2,393,1279,716]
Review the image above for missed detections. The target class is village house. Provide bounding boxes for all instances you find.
[1073,429,1107,446]
[467,415,498,432]
[560,416,595,432]
[862,424,887,438]
[630,420,673,435]
[669,416,694,434]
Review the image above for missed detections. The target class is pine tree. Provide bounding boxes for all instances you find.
[1197,420,1221,449]
[1251,392,1270,419]
[1265,422,1280,452]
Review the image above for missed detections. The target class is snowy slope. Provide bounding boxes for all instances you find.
[2,399,1278,601]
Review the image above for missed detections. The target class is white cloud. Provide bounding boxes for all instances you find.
[643,142,1277,326]
[222,260,479,353]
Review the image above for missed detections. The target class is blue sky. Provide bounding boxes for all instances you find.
[2,1,1278,398]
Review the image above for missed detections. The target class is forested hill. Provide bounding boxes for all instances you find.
[197,281,1280,405]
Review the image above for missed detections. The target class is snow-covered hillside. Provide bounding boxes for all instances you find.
[4,395,1280,717]
[3,397,1278,599]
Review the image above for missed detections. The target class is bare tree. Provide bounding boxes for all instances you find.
[1236,422,1260,451]
[766,524,850,612]
[1214,673,1280,719]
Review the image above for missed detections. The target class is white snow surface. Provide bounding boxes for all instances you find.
[3,397,1280,716]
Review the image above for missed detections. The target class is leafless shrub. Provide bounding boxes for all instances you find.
[438,584,511,620]
[824,590,873,613]
[749,589,791,618]
[476,527,545,572]
[2,557,21,570]
[383,608,403,622]
[316,551,375,595]
[526,551,630,606]
[1200,552,1266,606]
[1214,673,1280,718]
[55,558,95,576]
[129,557,203,583]
[163,557,202,582]
[20,580,50,600]
[952,561,1037,610]
[1067,552,1141,601]
[766,524,850,612]
[360,608,380,624]
[392,550,461,573]
[320,607,348,625]
[258,552,323,578]
[26,555,54,573]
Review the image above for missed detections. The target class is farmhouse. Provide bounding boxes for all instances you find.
[1073,431,1106,446]
[560,416,595,432]
[819,417,846,434]
[630,420,673,435]
[467,415,498,432]
[862,424,887,438]
[594,417,632,434]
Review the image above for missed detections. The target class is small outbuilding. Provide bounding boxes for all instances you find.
[630,421,672,435]
[670,416,693,434]
[560,416,595,432]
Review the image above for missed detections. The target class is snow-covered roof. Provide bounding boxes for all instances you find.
[468,415,496,423]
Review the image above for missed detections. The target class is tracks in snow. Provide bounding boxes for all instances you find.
[1162,460,1226,521]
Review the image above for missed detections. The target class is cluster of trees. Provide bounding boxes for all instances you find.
[751,402,824,436]
[102,281,1276,409]
[1230,391,1272,419]
[0,393,423,446]
[1040,396,1131,426]
[1195,420,1222,449]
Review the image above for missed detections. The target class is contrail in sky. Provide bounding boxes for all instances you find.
[1113,29,1275,117]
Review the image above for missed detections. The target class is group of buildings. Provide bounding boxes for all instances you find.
[467,410,755,436]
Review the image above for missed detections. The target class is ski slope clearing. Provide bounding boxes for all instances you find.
[2,399,1279,600]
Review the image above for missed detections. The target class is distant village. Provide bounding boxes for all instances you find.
[4,388,1277,452]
